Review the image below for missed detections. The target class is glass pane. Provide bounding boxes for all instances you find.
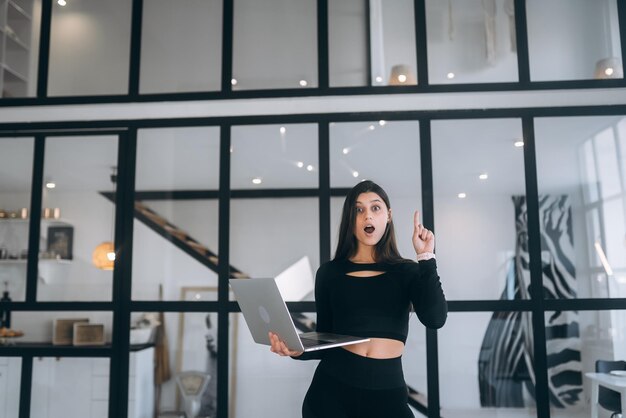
[426,0,518,84]
[133,127,220,301]
[0,357,20,418]
[12,311,113,344]
[140,311,220,417]
[0,137,33,302]
[128,346,155,418]
[230,198,319,292]
[48,0,132,96]
[0,0,41,98]
[547,309,626,416]
[229,312,317,417]
[140,0,223,94]
[329,0,417,87]
[432,119,525,301]
[232,0,317,90]
[527,0,623,81]
[403,319,427,416]
[231,124,318,189]
[38,136,118,301]
[31,357,110,418]
[439,312,536,417]
[330,120,421,261]
[535,116,626,299]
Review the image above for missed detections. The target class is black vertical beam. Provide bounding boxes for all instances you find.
[36,0,52,97]
[26,136,45,302]
[414,0,429,86]
[522,117,550,418]
[319,121,331,263]
[364,0,372,86]
[217,124,231,418]
[420,120,440,418]
[317,0,329,91]
[221,0,234,94]
[128,0,144,96]
[108,131,136,418]
[513,0,531,85]
[18,356,33,418]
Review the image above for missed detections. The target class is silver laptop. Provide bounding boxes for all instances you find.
[230,277,369,352]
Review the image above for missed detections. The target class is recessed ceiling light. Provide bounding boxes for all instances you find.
[447,72,455,79]
[46,182,56,189]
[375,76,383,83]
[342,148,349,155]
[299,80,308,87]
[352,171,359,178]
[297,161,304,168]
[252,178,262,185]
[397,74,407,83]
[368,125,375,130]
[230,146,233,153]
[57,0,66,5]
[231,78,237,86]
[379,120,386,126]
[514,140,524,148]
[605,67,615,76]
[306,165,314,171]
[479,173,488,180]
[279,126,286,134]
[457,192,467,199]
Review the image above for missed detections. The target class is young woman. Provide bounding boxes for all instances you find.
[269,180,447,418]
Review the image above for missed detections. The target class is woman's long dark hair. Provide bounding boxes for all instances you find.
[334,180,407,263]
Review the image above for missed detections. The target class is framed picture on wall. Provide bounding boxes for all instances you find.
[47,225,74,260]
[176,286,239,418]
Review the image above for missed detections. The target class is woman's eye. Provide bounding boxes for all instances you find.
[356,207,363,213]
[372,206,380,212]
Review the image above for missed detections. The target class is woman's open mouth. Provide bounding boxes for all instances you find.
[364,225,375,234]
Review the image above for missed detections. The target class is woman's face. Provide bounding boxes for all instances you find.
[353,192,391,249]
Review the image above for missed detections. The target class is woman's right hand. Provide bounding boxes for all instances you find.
[269,332,303,357]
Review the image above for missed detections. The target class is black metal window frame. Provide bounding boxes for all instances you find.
[0,0,624,107]
[1,103,626,418]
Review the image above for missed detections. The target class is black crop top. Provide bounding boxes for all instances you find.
[293,258,447,361]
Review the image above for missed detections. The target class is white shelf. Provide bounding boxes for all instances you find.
[5,30,29,51]
[7,1,31,20]
[0,218,72,225]
[0,259,72,265]
[2,63,27,82]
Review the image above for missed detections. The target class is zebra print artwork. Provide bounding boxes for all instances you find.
[478,195,582,407]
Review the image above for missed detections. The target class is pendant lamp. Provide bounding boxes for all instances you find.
[92,167,116,270]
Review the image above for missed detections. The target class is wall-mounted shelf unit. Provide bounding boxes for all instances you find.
[0,0,33,97]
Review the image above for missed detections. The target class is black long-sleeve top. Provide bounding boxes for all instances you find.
[293,257,447,360]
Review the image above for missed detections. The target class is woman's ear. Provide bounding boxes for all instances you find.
[387,208,392,223]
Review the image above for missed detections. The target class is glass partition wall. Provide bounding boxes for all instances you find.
[0,4,626,414]
[1,0,624,101]
[1,113,626,418]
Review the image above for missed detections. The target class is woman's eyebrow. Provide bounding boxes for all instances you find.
[356,199,383,204]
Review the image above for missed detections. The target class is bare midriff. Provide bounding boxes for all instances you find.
[342,338,404,359]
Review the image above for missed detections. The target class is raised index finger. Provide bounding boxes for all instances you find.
[414,210,421,227]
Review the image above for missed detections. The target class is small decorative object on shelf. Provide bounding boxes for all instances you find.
[42,208,61,219]
[47,225,73,260]
[0,327,24,346]
[0,282,12,328]
[73,323,105,346]
[53,318,89,345]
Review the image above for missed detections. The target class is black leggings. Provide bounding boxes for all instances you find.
[302,348,415,418]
